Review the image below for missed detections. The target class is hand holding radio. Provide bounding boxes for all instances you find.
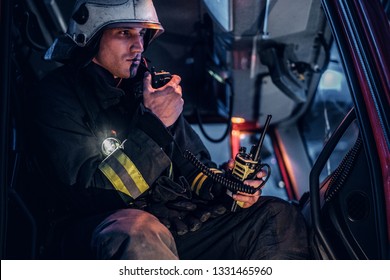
[143,68,184,127]
[184,115,272,212]
[227,115,272,211]
[225,160,267,208]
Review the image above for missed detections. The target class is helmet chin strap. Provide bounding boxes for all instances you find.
[115,78,123,87]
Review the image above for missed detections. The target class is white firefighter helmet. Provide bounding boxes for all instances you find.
[45,0,164,62]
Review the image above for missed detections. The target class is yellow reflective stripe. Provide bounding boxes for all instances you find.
[210,168,223,174]
[168,163,173,179]
[191,172,204,191]
[99,163,131,197]
[99,149,149,199]
[114,151,149,194]
[191,168,223,195]
[196,174,208,195]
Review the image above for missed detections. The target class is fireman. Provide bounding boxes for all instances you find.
[27,0,310,259]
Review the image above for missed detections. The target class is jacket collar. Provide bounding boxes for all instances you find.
[83,63,125,109]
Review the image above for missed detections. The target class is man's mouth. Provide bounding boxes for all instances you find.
[126,57,139,62]
[128,57,142,78]
[127,53,142,62]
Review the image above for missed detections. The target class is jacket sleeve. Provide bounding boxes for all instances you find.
[167,115,226,200]
[29,73,173,213]
[98,105,173,204]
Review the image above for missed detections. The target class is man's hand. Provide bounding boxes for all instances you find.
[224,159,267,208]
[143,72,184,127]
[232,169,267,208]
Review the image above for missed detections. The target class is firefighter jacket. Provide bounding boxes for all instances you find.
[28,62,219,217]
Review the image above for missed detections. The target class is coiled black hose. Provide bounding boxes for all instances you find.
[183,150,257,194]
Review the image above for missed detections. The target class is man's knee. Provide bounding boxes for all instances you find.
[256,196,310,259]
[92,209,178,259]
[257,196,304,222]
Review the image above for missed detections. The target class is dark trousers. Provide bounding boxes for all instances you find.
[175,196,310,259]
[55,196,310,259]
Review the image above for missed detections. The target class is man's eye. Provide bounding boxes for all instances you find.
[116,29,145,38]
[120,30,131,36]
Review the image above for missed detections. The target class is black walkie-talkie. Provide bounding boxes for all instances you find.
[151,67,172,88]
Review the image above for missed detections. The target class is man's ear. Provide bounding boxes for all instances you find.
[69,32,103,69]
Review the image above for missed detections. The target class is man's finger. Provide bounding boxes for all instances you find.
[143,72,153,91]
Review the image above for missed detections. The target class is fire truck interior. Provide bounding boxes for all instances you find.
[1,0,389,260]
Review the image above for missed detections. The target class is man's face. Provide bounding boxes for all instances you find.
[93,27,145,79]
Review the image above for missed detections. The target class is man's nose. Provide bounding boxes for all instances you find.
[131,36,144,52]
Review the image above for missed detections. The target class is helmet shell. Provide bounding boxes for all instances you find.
[45,0,164,61]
